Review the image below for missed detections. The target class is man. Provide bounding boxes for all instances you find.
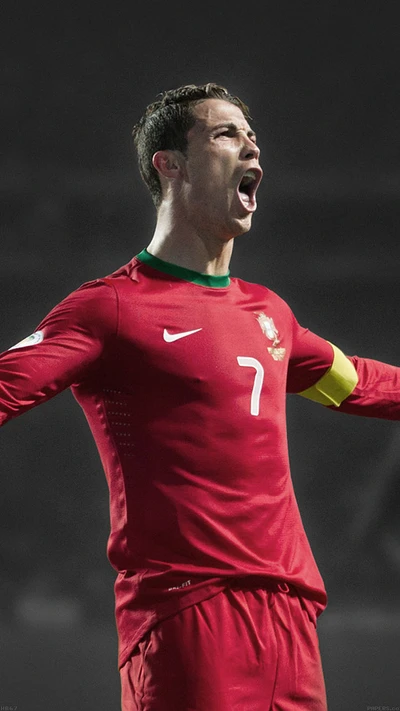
[0,82,399,711]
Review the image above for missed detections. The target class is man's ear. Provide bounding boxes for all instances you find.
[152,150,182,179]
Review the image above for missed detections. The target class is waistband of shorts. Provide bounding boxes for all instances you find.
[227,576,293,594]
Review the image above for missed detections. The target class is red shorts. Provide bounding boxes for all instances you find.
[120,580,327,711]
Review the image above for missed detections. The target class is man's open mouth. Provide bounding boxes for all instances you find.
[237,168,262,212]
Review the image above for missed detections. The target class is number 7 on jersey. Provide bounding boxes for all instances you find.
[237,357,264,416]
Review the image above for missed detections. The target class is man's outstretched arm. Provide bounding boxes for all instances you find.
[287,315,400,420]
[0,280,117,426]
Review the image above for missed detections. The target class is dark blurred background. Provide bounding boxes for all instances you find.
[1,2,399,709]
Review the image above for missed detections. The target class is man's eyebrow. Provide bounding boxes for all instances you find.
[211,122,257,140]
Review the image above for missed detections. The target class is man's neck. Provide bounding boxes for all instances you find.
[146,212,234,276]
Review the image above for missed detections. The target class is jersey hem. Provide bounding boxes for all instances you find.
[117,574,327,669]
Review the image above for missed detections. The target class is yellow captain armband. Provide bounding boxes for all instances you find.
[298,342,359,407]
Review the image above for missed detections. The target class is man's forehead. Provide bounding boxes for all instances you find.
[191,99,251,132]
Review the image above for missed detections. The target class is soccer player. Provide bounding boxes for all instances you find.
[1,83,399,711]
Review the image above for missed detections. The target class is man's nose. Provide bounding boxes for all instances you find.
[240,136,260,161]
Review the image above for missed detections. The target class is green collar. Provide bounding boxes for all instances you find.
[136,249,230,288]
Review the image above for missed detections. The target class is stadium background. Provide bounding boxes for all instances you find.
[1,2,399,709]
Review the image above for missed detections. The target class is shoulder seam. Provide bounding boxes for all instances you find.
[102,278,120,342]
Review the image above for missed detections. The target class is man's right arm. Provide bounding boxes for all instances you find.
[0,279,117,426]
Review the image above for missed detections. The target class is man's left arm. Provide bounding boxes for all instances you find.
[287,318,400,420]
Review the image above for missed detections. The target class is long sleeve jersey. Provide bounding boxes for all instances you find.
[1,249,399,667]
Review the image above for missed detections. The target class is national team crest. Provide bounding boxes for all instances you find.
[254,312,286,361]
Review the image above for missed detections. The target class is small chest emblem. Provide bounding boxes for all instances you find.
[254,312,286,361]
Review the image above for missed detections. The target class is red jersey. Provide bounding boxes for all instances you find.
[1,249,399,668]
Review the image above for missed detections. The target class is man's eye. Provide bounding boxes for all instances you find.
[216,129,233,137]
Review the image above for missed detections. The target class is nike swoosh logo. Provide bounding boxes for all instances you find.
[163,328,202,343]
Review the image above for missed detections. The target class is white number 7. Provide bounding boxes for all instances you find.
[237,356,264,416]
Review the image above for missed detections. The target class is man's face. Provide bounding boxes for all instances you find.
[180,98,263,240]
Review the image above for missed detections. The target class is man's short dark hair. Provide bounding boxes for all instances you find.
[132,82,251,209]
